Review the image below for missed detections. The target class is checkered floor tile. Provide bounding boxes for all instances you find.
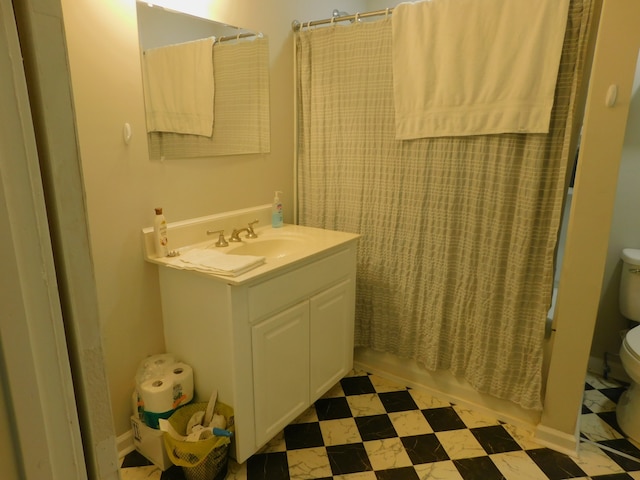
[120,370,640,480]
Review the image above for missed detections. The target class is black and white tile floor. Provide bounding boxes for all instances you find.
[120,370,640,480]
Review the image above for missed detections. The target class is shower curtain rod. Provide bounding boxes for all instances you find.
[291,8,394,31]
[216,32,262,43]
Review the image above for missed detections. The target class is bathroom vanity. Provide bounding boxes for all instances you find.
[142,205,359,462]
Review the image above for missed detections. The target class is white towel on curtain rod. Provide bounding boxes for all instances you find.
[391,0,570,140]
[142,37,215,137]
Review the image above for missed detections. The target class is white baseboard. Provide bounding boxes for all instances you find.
[353,347,589,457]
[534,424,580,458]
[588,354,630,384]
[354,347,541,430]
[116,429,135,459]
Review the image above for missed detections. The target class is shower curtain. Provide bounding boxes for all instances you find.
[295,0,593,410]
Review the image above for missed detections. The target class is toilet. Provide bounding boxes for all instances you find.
[617,248,640,442]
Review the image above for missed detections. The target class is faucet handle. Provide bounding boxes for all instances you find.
[206,229,228,247]
[246,219,259,238]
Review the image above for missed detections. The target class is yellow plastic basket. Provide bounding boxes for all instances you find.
[163,402,234,480]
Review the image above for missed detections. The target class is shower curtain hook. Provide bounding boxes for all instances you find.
[385,7,390,18]
[306,20,312,30]
[331,16,335,26]
[355,12,360,23]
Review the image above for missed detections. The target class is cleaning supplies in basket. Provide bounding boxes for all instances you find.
[159,395,235,480]
[160,391,232,442]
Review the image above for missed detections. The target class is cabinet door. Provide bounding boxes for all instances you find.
[252,302,310,447]
[309,279,354,401]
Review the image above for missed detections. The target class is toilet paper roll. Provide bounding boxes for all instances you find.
[170,362,194,408]
[140,376,175,413]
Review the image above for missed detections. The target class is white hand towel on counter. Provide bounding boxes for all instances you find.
[142,37,215,136]
[171,248,265,277]
[392,0,570,139]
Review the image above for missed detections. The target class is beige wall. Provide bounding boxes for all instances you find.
[0,376,20,480]
[590,55,640,372]
[541,0,640,445]
[58,0,369,436]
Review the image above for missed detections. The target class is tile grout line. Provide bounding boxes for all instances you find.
[580,437,640,464]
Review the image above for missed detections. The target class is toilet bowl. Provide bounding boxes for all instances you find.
[618,326,640,440]
[616,248,640,442]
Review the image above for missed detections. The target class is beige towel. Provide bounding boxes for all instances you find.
[392,0,570,139]
[173,248,265,277]
[142,37,215,136]
[146,36,271,159]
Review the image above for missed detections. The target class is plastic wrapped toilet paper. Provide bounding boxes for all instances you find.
[134,354,194,421]
[136,353,177,387]
[138,370,194,413]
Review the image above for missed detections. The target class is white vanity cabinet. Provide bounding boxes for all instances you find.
[252,277,353,446]
[157,239,357,463]
[252,301,310,446]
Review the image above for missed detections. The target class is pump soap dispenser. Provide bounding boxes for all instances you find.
[272,191,283,228]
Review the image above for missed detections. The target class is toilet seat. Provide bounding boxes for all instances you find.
[621,248,640,264]
[624,327,640,362]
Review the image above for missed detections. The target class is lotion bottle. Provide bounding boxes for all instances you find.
[271,191,283,228]
[154,207,169,257]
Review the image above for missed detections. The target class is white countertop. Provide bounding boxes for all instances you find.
[146,224,360,286]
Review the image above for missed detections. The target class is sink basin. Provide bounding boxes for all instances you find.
[225,236,307,259]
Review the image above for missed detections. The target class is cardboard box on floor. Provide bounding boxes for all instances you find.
[131,415,173,471]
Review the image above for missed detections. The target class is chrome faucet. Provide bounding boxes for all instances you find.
[230,220,259,242]
[206,229,228,247]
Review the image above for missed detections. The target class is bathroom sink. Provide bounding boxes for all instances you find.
[143,204,359,284]
[225,236,307,259]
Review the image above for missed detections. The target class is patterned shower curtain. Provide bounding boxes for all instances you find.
[295,0,593,410]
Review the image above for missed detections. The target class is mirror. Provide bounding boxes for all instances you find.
[136,2,270,158]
